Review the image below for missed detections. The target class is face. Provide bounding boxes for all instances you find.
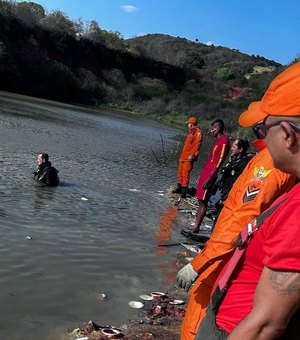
[37,154,44,165]
[210,123,220,137]
[188,123,195,131]
[231,140,241,156]
[264,116,287,171]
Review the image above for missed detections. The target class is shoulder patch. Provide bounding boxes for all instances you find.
[253,166,272,180]
[242,166,272,203]
[243,181,262,203]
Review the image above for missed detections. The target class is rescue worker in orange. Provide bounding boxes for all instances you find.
[176,137,296,340]
[173,117,203,198]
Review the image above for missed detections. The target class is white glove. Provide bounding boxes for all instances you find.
[176,263,199,292]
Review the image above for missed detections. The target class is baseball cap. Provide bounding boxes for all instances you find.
[186,117,197,124]
[239,62,300,127]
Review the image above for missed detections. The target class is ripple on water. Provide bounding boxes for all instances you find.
[0,94,185,339]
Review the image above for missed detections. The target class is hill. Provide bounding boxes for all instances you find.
[0,1,288,134]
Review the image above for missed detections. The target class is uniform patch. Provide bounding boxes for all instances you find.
[243,166,272,203]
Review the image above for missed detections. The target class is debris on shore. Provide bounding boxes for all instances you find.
[64,188,214,340]
[65,285,188,339]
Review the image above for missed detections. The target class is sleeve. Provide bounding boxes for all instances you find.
[191,128,203,159]
[209,138,229,178]
[191,154,295,274]
[262,199,300,272]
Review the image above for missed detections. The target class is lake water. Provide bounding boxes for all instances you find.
[0,92,210,340]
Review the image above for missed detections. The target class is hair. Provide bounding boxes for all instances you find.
[236,138,249,155]
[41,153,49,162]
[211,119,225,133]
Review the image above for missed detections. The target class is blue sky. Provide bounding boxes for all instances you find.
[22,0,299,65]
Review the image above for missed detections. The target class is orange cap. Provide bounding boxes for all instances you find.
[186,117,197,124]
[239,62,300,127]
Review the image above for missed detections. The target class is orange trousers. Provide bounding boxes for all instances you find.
[181,280,213,340]
[180,255,232,340]
[178,161,193,187]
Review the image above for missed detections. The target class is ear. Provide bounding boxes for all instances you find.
[280,122,297,148]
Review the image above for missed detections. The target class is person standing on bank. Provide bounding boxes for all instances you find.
[177,140,295,340]
[196,62,300,340]
[190,119,230,234]
[212,138,252,215]
[173,117,203,198]
[33,153,59,186]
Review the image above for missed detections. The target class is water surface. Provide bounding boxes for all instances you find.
[0,92,204,339]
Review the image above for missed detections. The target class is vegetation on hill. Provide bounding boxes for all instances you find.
[1,1,297,135]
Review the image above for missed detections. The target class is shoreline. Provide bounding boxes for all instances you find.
[64,191,210,340]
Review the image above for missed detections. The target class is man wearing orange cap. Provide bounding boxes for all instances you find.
[177,142,295,340]
[195,62,300,339]
[173,117,203,198]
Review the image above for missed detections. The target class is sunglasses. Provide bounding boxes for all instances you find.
[253,118,300,139]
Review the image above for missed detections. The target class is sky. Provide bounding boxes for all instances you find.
[19,0,300,65]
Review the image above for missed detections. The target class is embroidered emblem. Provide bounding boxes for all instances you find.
[253,166,272,181]
[243,166,272,203]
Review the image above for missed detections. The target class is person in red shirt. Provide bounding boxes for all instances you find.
[177,144,295,340]
[173,117,203,198]
[190,119,230,233]
[196,62,300,339]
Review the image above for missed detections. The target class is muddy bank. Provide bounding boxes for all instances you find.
[64,190,212,340]
[65,285,187,339]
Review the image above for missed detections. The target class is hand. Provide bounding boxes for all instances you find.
[176,263,198,292]
[202,178,212,189]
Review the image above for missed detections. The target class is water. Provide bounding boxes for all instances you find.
[0,92,204,339]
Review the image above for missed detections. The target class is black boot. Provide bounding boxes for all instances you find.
[172,183,182,194]
[181,186,188,198]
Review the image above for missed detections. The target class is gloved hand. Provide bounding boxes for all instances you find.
[176,263,199,292]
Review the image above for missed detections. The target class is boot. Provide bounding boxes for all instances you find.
[172,183,182,194]
[181,186,188,198]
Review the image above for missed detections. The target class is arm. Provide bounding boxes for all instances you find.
[228,267,300,340]
[189,128,203,160]
[209,138,229,179]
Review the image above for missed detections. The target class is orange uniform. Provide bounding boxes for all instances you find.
[181,146,296,340]
[178,126,203,187]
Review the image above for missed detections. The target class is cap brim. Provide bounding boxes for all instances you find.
[239,101,268,127]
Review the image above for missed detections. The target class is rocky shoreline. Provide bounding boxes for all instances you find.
[63,190,211,340]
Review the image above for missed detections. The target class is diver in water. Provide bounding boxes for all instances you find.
[33,153,59,186]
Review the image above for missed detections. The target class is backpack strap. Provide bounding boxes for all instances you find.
[211,196,288,309]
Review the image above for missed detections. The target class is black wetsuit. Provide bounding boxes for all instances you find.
[34,161,59,186]
[218,154,253,202]
[208,154,253,222]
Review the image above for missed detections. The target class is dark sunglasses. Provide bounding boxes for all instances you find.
[253,118,300,139]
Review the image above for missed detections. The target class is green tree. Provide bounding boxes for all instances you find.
[15,2,45,27]
[186,53,205,69]
[216,67,236,80]
[41,10,76,36]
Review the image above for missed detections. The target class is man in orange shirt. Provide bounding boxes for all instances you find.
[196,61,300,340]
[177,141,295,340]
[173,117,203,198]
